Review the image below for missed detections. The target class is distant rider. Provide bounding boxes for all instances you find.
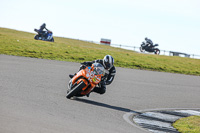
[69,55,116,96]
[144,37,154,50]
[38,23,49,38]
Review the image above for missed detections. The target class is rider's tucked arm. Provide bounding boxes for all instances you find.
[45,27,49,31]
[105,75,114,85]
[82,59,101,66]
[105,67,116,85]
[81,61,93,66]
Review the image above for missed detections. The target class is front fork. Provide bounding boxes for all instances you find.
[68,79,90,91]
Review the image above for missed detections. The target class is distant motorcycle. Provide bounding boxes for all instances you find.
[140,42,160,55]
[34,29,54,42]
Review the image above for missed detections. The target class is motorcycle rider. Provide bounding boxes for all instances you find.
[144,37,154,51]
[145,37,153,46]
[69,55,116,96]
[38,23,49,39]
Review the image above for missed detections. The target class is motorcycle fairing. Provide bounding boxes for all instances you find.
[71,66,102,96]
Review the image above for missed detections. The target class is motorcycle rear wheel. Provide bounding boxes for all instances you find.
[50,38,54,42]
[66,81,86,99]
[154,49,160,55]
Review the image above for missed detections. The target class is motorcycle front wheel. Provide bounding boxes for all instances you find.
[66,81,86,99]
[140,47,145,53]
[34,35,39,40]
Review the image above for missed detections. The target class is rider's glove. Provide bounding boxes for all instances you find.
[81,62,87,65]
[79,65,86,70]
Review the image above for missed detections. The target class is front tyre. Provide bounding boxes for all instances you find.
[34,35,39,40]
[66,81,86,99]
[140,47,145,52]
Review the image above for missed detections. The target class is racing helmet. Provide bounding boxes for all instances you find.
[103,55,114,70]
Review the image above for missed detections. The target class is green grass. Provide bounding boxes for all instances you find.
[173,116,200,133]
[1,27,200,76]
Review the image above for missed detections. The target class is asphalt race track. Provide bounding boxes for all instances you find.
[0,55,200,133]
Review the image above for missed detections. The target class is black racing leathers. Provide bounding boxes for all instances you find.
[81,59,116,94]
[145,38,154,51]
[39,24,49,37]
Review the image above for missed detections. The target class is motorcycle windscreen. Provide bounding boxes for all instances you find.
[93,63,105,75]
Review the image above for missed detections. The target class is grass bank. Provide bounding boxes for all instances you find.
[0,27,200,76]
[173,116,200,133]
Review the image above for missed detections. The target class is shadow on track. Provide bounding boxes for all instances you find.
[73,97,141,114]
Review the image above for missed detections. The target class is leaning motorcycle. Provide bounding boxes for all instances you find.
[66,63,105,99]
[140,42,160,55]
[34,29,54,42]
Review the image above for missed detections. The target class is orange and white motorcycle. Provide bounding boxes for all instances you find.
[66,63,105,99]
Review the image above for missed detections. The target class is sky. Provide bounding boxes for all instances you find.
[1,0,200,55]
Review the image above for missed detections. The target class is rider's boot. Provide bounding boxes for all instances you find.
[86,93,90,97]
[69,73,77,78]
[69,74,74,78]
